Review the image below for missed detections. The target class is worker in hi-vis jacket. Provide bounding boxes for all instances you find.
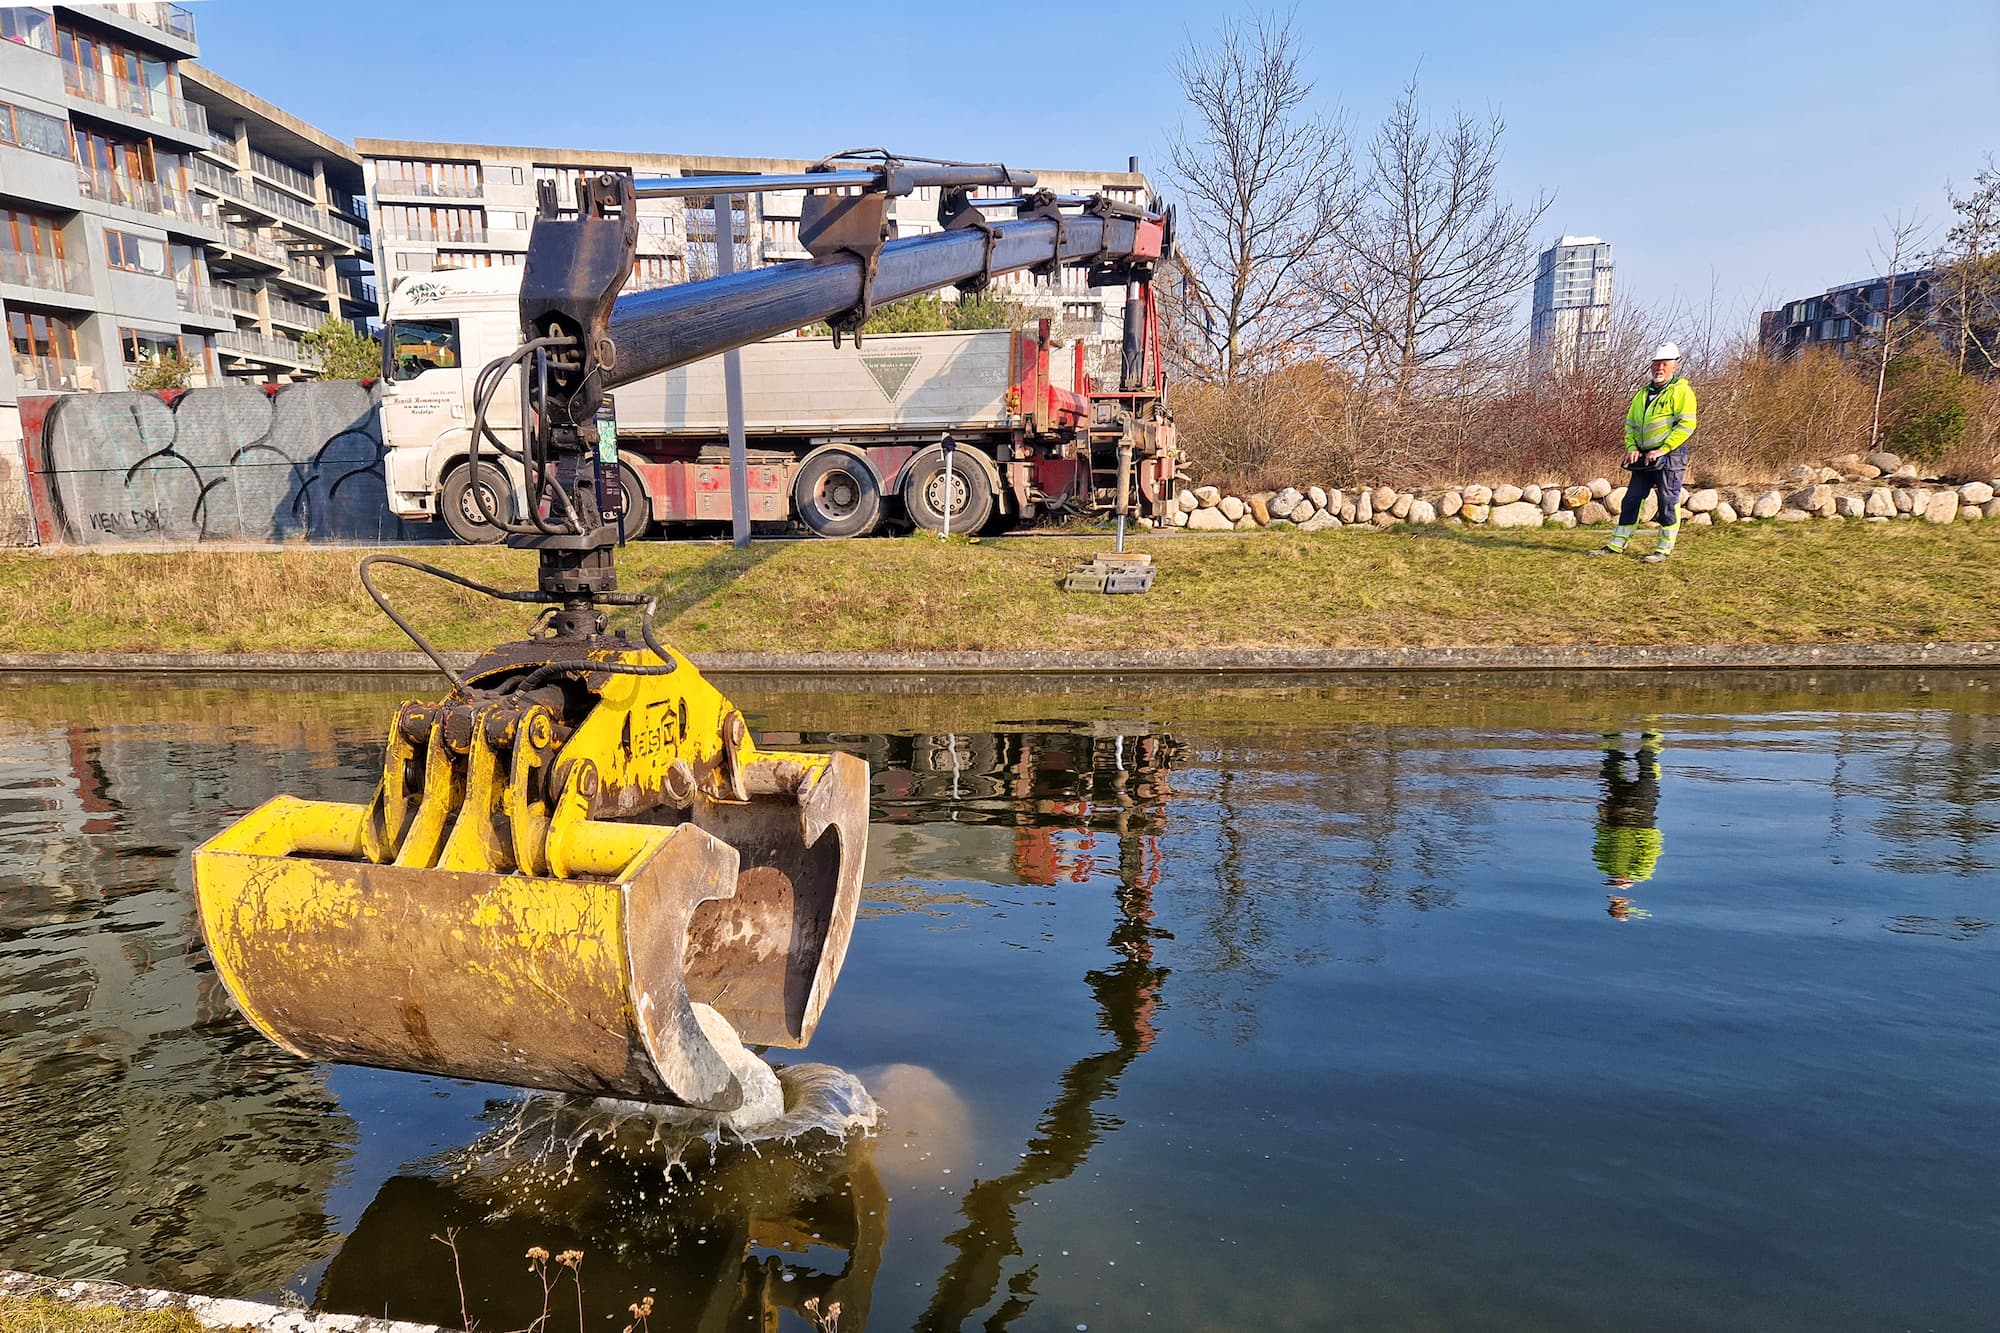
[1595,730,1664,920]
[1589,342,1698,563]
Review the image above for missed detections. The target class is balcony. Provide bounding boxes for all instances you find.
[62,60,207,138]
[282,256,326,291]
[339,275,378,306]
[216,327,306,365]
[218,223,287,266]
[13,352,103,392]
[93,4,198,44]
[373,175,484,200]
[0,248,85,294]
[204,130,238,166]
[219,282,258,316]
[381,223,489,244]
[174,279,229,318]
[249,146,313,199]
[267,293,327,329]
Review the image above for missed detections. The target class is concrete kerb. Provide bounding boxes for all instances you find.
[0,1270,452,1333]
[0,643,1995,676]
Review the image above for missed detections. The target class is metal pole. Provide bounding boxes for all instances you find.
[714,191,751,548]
[941,434,953,541]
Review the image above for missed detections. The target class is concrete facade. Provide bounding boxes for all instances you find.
[1757,269,1939,359]
[357,138,1151,342]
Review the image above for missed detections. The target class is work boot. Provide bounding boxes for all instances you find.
[1585,546,1621,557]
[1641,551,1671,564]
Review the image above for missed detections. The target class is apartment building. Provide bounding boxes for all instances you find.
[179,62,374,381]
[357,139,1152,340]
[1529,235,1615,376]
[0,1,375,467]
[1757,270,1938,359]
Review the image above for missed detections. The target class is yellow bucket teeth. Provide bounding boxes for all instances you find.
[192,648,868,1109]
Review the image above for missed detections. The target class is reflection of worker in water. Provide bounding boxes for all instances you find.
[1595,731,1664,920]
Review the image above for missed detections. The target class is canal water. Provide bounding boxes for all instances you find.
[1,671,1995,1332]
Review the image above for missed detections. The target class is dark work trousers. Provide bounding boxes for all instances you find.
[1619,448,1689,526]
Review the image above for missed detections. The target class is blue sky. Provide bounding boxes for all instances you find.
[195,0,1996,330]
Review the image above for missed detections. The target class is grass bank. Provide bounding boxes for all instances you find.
[6,523,1997,657]
[0,1295,210,1333]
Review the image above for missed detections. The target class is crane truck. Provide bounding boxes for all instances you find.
[191,153,1176,1114]
[380,198,1179,542]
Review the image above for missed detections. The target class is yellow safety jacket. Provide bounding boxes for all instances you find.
[1594,824,1663,885]
[1625,377,1698,455]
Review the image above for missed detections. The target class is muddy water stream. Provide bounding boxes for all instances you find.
[1,671,1996,1331]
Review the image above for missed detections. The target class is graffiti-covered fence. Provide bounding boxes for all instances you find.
[19,383,438,546]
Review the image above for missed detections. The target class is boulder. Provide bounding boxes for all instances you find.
[1789,483,1834,514]
[1817,466,1843,484]
[1923,492,1959,524]
[1687,487,1720,513]
[1339,500,1357,523]
[1866,451,1902,473]
[1587,477,1612,499]
[1408,499,1437,524]
[1540,489,1562,515]
[1326,488,1345,515]
[1268,487,1303,519]
[1194,485,1222,508]
[1962,504,1982,522]
[1371,511,1400,528]
[1523,484,1544,504]
[1218,495,1247,522]
[1187,506,1232,531]
[1607,485,1628,513]
[1751,490,1784,519]
[1563,485,1592,509]
[1864,487,1895,517]
[1686,511,1712,526]
[1837,494,1865,519]
[1463,484,1493,505]
[1249,494,1272,525]
[1714,502,1738,523]
[1291,499,1317,522]
[1236,514,1261,530]
[1439,490,1464,517]
[1895,488,1917,514]
[1546,510,1577,529]
[1988,500,2000,520]
[1462,502,1491,524]
[1488,500,1545,529]
[1355,490,1373,523]
[1176,489,1200,513]
[1298,510,1341,533]
[1492,483,1524,505]
[1391,492,1413,519]
[1959,481,1996,505]
[1371,485,1397,511]
[1307,485,1328,509]
[1578,500,1612,525]
[1893,463,1921,480]
[1856,464,1882,479]
[1775,508,1811,522]
[1784,464,1816,486]
[1170,508,1189,527]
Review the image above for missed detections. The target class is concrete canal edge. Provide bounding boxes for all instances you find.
[0,642,1995,676]
[0,1270,451,1333]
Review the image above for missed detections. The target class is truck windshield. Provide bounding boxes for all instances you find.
[386,318,460,381]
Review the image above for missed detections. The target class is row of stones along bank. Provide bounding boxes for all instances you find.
[1149,449,2000,533]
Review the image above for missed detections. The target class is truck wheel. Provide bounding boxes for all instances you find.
[902,447,995,534]
[608,460,651,542]
[439,461,511,544]
[793,450,883,538]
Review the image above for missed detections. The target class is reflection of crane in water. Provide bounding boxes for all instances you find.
[915,728,1177,1332]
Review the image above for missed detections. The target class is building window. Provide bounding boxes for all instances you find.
[377,204,486,242]
[10,307,88,389]
[374,157,483,198]
[120,326,182,365]
[0,8,54,54]
[0,207,68,287]
[105,228,169,277]
[435,249,522,269]
[0,101,73,159]
[509,166,523,185]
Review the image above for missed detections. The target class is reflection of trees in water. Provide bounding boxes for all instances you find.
[1868,709,2000,881]
[0,720,360,1294]
[1167,725,1499,1043]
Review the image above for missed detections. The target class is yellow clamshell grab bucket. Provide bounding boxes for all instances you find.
[192,639,868,1113]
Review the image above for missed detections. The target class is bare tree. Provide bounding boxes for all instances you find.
[1166,12,1353,382]
[1321,76,1551,407]
[1935,156,2000,374]
[1860,212,1931,451]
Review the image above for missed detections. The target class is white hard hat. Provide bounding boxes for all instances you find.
[1652,342,1681,361]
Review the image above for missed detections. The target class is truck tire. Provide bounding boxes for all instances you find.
[793,450,883,538]
[607,460,651,543]
[902,446,995,535]
[439,460,511,544]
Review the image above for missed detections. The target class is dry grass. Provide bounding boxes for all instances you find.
[5,522,1997,657]
[0,1296,214,1333]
